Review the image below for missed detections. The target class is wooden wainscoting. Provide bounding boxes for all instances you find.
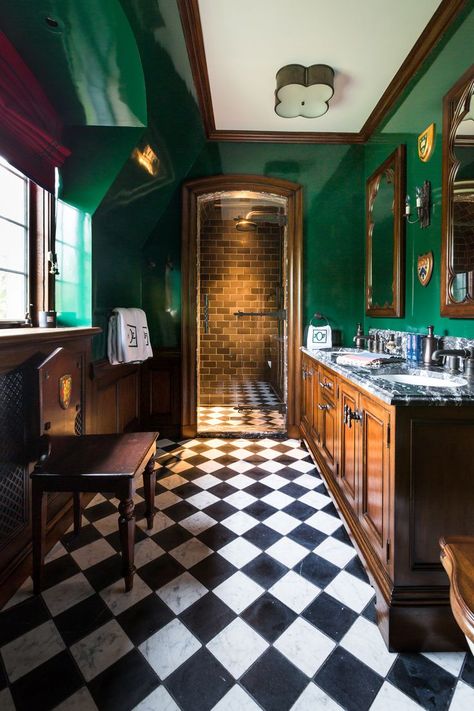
[90,360,141,433]
[141,350,181,439]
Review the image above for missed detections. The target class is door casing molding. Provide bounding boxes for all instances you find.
[181,174,303,438]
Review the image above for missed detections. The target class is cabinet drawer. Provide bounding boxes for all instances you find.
[319,367,336,402]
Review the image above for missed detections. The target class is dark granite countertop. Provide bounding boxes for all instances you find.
[301,347,474,406]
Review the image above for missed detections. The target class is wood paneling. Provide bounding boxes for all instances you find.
[339,382,359,508]
[91,360,141,434]
[141,350,181,438]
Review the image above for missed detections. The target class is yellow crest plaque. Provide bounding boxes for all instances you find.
[417,251,434,287]
[418,123,435,162]
[59,374,72,410]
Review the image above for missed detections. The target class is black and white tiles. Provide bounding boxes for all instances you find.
[0,437,473,711]
[198,380,285,433]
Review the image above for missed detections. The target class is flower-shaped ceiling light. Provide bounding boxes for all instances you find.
[275,64,334,119]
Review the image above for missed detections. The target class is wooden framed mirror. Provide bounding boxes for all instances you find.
[366,145,406,317]
[441,65,474,317]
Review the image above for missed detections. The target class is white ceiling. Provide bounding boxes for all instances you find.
[198,0,443,133]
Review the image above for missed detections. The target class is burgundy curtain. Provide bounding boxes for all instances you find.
[0,31,70,192]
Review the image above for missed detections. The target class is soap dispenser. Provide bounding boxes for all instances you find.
[421,325,439,366]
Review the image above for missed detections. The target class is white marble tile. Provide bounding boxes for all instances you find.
[100,575,152,615]
[340,616,396,676]
[193,474,222,489]
[267,537,308,568]
[211,684,261,711]
[70,619,133,682]
[137,510,174,536]
[325,570,374,613]
[1,619,65,683]
[42,572,95,616]
[269,571,320,613]
[448,680,474,711]
[370,682,424,710]
[260,473,288,489]
[202,448,225,460]
[213,571,264,614]
[255,438,280,448]
[196,460,225,474]
[86,493,108,508]
[169,537,213,568]
[422,651,466,677]
[226,474,254,489]
[221,511,257,535]
[224,491,257,510]
[1,576,33,611]
[282,438,302,448]
[159,473,189,490]
[314,537,356,568]
[45,541,68,564]
[300,490,332,510]
[157,572,208,614]
[227,460,256,474]
[207,617,268,678]
[257,448,281,460]
[264,511,299,535]
[257,460,285,474]
[154,491,182,510]
[71,538,116,570]
[275,617,335,677]
[305,510,342,535]
[134,685,181,711]
[92,513,120,537]
[204,439,226,449]
[139,618,201,680]
[186,491,220,510]
[134,537,165,568]
[219,538,261,568]
[166,459,193,474]
[289,460,318,473]
[65,515,90,533]
[293,473,323,489]
[0,688,15,711]
[179,512,217,535]
[53,686,98,711]
[261,491,294,510]
[227,448,252,461]
[291,683,344,711]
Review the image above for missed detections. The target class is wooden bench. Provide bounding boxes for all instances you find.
[440,536,474,655]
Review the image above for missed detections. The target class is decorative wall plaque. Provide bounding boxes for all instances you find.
[418,123,435,162]
[59,374,72,409]
[417,251,434,286]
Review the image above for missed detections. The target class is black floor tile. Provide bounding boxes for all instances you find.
[297,553,340,588]
[243,500,278,522]
[165,648,234,711]
[0,662,6,691]
[83,553,123,592]
[280,482,310,499]
[242,553,287,589]
[10,650,83,711]
[117,594,174,646]
[322,501,340,518]
[190,554,237,589]
[83,500,118,522]
[243,467,275,481]
[88,649,159,711]
[361,599,378,624]
[245,482,274,499]
[165,501,199,522]
[139,555,185,591]
[0,596,50,646]
[242,523,281,550]
[62,523,103,552]
[203,500,238,522]
[54,593,113,646]
[208,482,238,499]
[388,654,457,710]
[241,591,297,643]
[241,647,308,711]
[282,500,315,521]
[173,482,202,499]
[152,524,193,551]
[105,525,147,553]
[42,555,81,591]
[180,593,236,644]
[332,525,352,546]
[461,653,474,687]
[302,591,358,642]
[345,555,370,583]
[288,523,327,550]
[315,648,384,711]
[197,523,238,550]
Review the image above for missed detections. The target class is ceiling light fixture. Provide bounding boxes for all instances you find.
[275,64,334,119]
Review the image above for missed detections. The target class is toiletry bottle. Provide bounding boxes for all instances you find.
[406,333,413,362]
[421,325,439,366]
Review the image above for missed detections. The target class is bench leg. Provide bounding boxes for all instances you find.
[118,497,136,591]
[32,482,47,595]
[143,458,156,530]
[73,492,82,535]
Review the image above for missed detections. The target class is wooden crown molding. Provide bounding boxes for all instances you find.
[178,0,467,144]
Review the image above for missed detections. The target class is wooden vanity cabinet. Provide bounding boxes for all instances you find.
[300,352,472,652]
[301,359,314,435]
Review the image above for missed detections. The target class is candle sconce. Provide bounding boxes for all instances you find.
[404,180,431,228]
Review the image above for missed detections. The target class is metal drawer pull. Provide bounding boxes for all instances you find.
[320,381,332,389]
[344,404,362,427]
[318,403,330,411]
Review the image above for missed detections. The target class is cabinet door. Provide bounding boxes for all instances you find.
[359,394,391,569]
[301,360,314,433]
[339,382,359,509]
[318,393,337,476]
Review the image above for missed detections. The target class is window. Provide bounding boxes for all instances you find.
[0,155,55,327]
[0,157,29,322]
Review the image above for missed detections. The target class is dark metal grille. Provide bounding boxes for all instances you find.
[74,408,83,436]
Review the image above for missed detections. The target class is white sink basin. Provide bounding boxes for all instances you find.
[375,374,467,388]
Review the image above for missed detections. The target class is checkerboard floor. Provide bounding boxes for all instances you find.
[1,437,473,711]
[198,406,286,433]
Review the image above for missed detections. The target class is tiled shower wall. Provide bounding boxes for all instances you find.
[199,215,284,406]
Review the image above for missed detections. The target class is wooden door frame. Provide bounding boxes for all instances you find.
[181,174,303,439]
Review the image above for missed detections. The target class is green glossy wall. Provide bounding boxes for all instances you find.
[364,4,474,340]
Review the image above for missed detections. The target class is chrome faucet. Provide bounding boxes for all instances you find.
[431,348,473,373]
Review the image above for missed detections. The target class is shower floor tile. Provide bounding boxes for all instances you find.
[198,406,285,434]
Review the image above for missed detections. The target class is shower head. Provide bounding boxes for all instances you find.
[234,216,257,231]
[234,211,287,231]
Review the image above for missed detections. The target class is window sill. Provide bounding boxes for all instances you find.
[0,326,101,345]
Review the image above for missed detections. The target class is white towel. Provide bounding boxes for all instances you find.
[107,307,153,364]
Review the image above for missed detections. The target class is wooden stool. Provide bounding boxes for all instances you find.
[31,432,158,593]
[440,536,474,655]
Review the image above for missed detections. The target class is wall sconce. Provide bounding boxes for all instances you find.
[275,64,334,118]
[404,180,431,228]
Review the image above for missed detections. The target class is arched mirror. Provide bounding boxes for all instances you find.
[441,65,474,316]
[366,145,406,317]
